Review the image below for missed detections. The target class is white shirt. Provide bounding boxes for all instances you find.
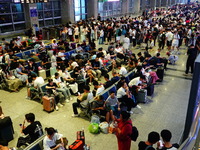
[68,28,73,35]
[96,85,105,96]
[119,67,127,76]
[166,32,173,41]
[128,77,141,87]
[117,87,126,98]
[34,77,44,88]
[58,52,65,61]
[43,133,63,150]
[71,61,79,69]
[74,27,79,35]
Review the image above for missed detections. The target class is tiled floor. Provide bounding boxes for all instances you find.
[0,39,192,149]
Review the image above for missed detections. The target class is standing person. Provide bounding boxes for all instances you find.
[99,28,104,45]
[114,111,132,150]
[184,44,198,76]
[138,131,160,150]
[18,113,43,147]
[158,129,179,150]
[165,29,173,51]
[43,127,66,150]
[74,25,80,43]
[158,30,166,50]
[171,31,180,53]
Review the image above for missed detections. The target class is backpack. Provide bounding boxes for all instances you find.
[117,29,122,36]
[123,123,139,141]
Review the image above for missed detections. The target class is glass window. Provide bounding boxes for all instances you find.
[81,0,85,7]
[14,23,25,30]
[37,3,43,10]
[39,20,44,27]
[38,11,43,19]
[82,15,86,20]
[75,7,81,15]
[0,14,12,24]
[53,1,60,9]
[0,25,14,33]
[74,0,80,7]
[44,11,53,18]
[44,2,52,10]
[54,18,61,25]
[45,19,53,26]
[0,3,10,13]
[12,3,23,12]
[81,7,85,14]
[13,13,24,22]
[75,15,80,22]
[54,10,61,17]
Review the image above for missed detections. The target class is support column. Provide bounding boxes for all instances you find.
[23,3,39,30]
[133,0,141,14]
[162,0,167,7]
[122,0,129,15]
[171,0,176,5]
[87,0,98,19]
[141,0,146,11]
[61,0,75,24]
[150,0,156,10]
[168,0,171,6]
[156,0,161,8]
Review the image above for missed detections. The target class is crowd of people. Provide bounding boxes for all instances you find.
[0,2,199,150]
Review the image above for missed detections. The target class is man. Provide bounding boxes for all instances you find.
[103,74,113,89]
[138,131,160,150]
[18,113,43,147]
[159,129,179,150]
[72,85,93,117]
[27,74,44,100]
[184,44,198,75]
[171,30,180,52]
[117,63,127,76]
[91,57,102,81]
[53,72,71,102]
[93,80,105,96]
[165,30,173,51]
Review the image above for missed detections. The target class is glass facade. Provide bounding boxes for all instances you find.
[37,0,61,27]
[74,0,87,22]
[0,2,25,33]
[98,1,122,20]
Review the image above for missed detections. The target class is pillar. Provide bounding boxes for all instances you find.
[133,0,141,14]
[61,0,75,24]
[122,0,129,15]
[150,0,156,10]
[168,0,172,6]
[156,0,161,8]
[141,0,147,11]
[23,3,39,29]
[87,0,98,19]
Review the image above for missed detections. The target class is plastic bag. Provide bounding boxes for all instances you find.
[88,123,99,134]
[90,115,100,124]
[99,122,109,134]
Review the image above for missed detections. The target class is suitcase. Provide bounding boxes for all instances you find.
[42,96,54,112]
[39,69,46,79]
[137,89,147,103]
[50,67,57,77]
[156,67,164,82]
[147,84,154,96]
[69,140,84,150]
[77,131,85,144]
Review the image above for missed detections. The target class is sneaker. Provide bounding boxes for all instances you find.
[136,105,141,109]
[128,111,133,114]
[183,73,188,76]
[55,106,59,111]
[57,103,63,107]
[72,114,79,117]
[65,99,70,103]
[69,97,73,101]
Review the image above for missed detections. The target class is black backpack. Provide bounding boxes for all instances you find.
[123,123,139,141]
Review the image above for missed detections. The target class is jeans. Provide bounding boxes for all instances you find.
[99,37,104,44]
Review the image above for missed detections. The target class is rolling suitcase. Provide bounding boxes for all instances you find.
[50,67,57,77]
[147,84,154,96]
[156,67,164,82]
[69,140,84,150]
[42,96,54,112]
[71,43,76,49]
[39,69,46,79]
[137,89,147,103]
[77,131,85,144]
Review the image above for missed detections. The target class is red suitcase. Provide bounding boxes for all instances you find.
[77,131,85,144]
[69,140,84,150]
[42,96,54,112]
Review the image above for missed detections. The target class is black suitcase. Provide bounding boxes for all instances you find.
[156,67,164,81]
[147,84,154,96]
[136,89,147,103]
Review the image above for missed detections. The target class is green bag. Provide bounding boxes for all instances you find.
[88,123,99,134]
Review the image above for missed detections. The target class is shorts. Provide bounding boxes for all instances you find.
[167,40,172,46]
[172,41,179,47]
[116,36,121,41]
[75,35,79,39]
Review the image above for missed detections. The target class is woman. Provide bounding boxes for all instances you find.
[43,127,67,150]
[115,111,132,150]
[15,63,28,83]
